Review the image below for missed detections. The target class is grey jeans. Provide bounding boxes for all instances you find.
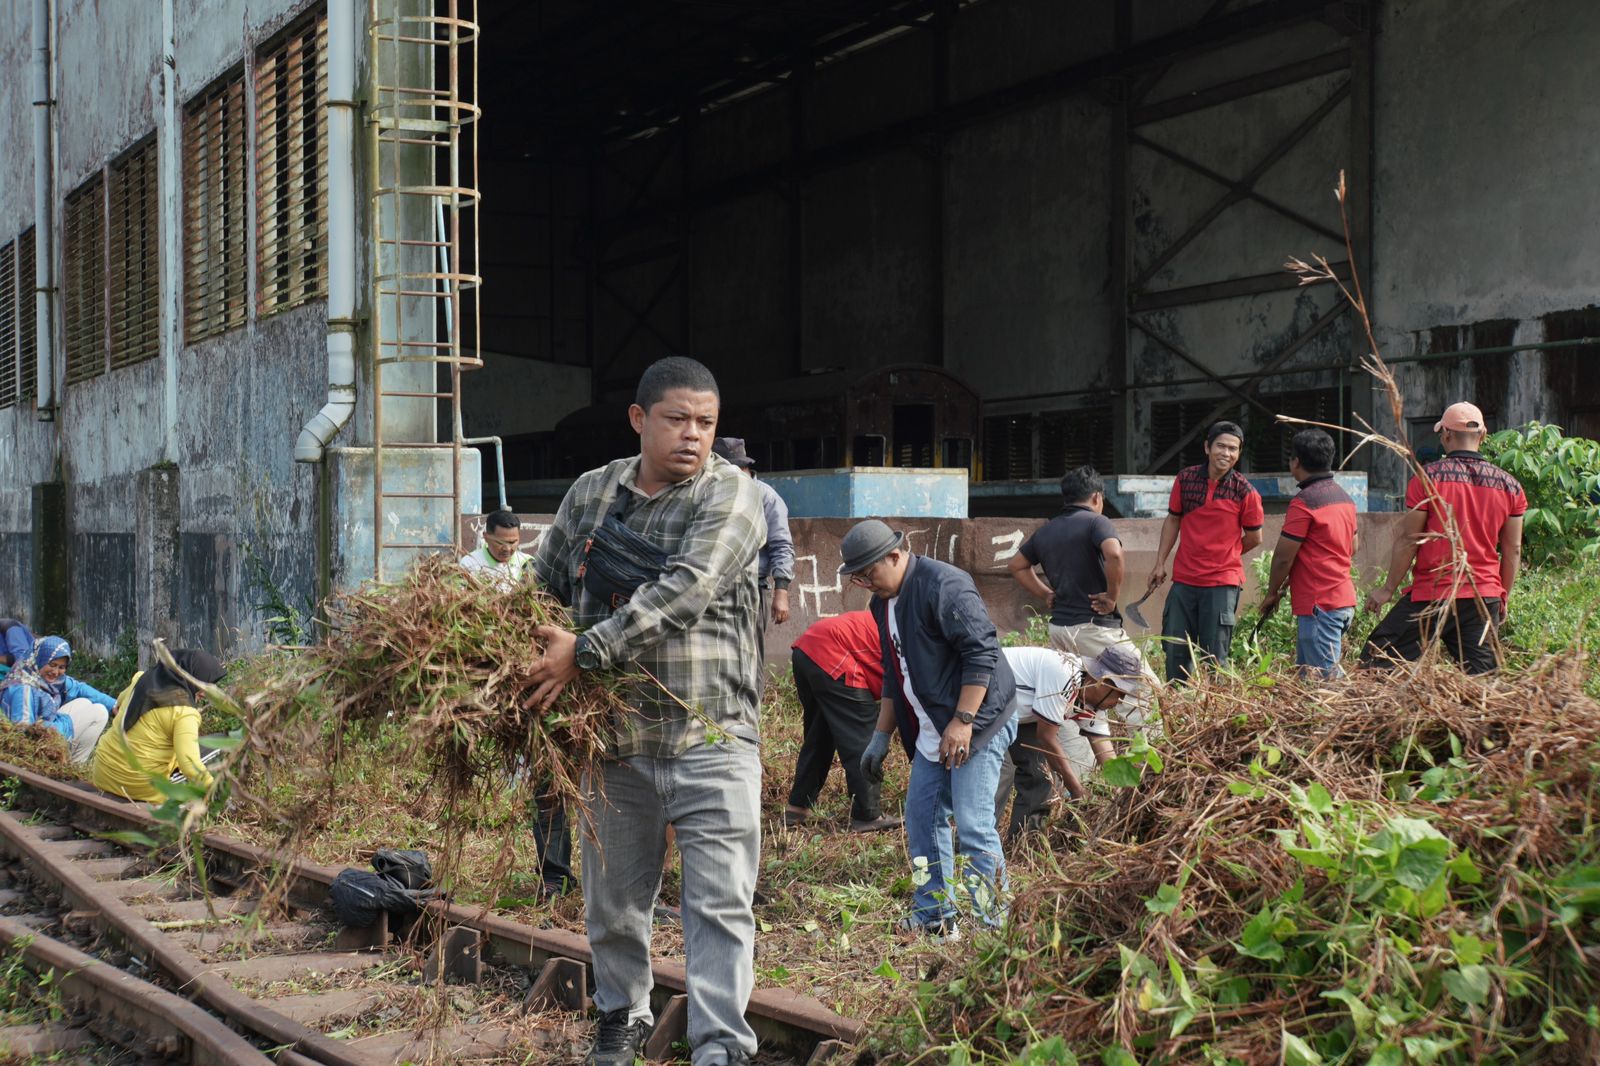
[582,739,762,1065]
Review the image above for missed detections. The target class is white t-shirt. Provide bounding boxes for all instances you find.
[886,596,944,763]
[1002,646,1081,726]
[460,545,532,591]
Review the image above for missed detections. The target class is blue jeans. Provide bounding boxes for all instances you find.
[1295,606,1353,678]
[581,739,762,1065]
[904,714,1017,929]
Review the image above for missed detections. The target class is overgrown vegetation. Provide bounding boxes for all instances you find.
[66,627,138,697]
[1482,422,1600,565]
[866,657,1600,1064]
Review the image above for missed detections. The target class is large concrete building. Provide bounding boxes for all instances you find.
[1,0,1596,656]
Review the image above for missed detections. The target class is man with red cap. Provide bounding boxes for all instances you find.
[1360,401,1526,674]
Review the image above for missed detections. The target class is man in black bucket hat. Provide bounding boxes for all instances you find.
[846,519,1017,940]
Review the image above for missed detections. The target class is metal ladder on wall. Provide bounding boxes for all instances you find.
[369,0,481,580]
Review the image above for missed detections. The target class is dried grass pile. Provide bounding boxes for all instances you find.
[0,723,73,779]
[870,656,1600,1065]
[216,556,632,889]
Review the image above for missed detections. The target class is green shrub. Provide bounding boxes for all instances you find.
[1482,421,1600,565]
[67,628,139,696]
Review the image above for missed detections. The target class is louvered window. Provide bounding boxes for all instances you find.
[1251,388,1342,471]
[0,241,15,408]
[982,414,1035,481]
[257,9,329,314]
[1039,408,1114,479]
[109,138,160,370]
[184,70,250,342]
[1148,399,1236,474]
[63,174,108,385]
[17,229,35,400]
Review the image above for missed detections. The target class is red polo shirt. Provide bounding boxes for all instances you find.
[1281,473,1357,614]
[1169,465,1264,588]
[792,611,885,698]
[1405,451,1527,602]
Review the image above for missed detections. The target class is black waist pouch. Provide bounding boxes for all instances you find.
[580,494,670,610]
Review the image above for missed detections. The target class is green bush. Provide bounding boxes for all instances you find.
[67,628,139,697]
[1482,421,1600,565]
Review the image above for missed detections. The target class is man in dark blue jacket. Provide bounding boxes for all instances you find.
[848,519,1017,938]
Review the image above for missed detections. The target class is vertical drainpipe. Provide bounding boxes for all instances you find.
[297,0,358,604]
[31,0,56,421]
[160,0,180,459]
[294,0,357,463]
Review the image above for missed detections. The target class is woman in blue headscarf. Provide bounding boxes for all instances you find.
[1,637,115,764]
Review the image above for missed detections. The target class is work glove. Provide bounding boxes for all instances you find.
[860,730,894,784]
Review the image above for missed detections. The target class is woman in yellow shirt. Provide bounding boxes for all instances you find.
[92,649,226,803]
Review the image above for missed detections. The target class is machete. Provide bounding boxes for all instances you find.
[1124,588,1156,630]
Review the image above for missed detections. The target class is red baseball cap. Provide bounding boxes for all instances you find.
[1433,402,1486,433]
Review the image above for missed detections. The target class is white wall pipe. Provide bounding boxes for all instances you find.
[31,0,56,419]
[159,0,179,459]
[295,0,357,462]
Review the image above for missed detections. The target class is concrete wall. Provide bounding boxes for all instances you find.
[0,0,333,656]
[469,511,1408,663]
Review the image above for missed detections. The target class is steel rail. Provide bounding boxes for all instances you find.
[0,803,383,1066]
[0,914,280,1065]
[0,761,865,1060]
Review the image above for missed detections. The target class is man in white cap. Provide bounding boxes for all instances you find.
[846,519,1016,940]
[1361,401,1526,674]
[992,644,1148,841]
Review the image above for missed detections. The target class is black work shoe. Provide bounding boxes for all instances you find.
[586,1008,651,1066]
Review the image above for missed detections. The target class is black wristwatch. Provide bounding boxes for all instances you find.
[574,634,602,672]
[955,710,976,724]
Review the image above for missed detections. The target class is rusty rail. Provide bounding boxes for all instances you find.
[0,914,278,1065]
[0,761,864,1062]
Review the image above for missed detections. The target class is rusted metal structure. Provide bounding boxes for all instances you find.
[0,760,865,1063]
[369,0,483,578]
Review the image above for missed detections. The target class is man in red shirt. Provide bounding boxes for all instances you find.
[1258,429,1359,677]
[784,611,903,833]
[1360,402,1525,674]
[1146,421,1265,683]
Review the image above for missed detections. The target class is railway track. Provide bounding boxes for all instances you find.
[0,760,862,1064]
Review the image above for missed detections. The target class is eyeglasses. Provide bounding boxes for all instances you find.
[847,559,884,588]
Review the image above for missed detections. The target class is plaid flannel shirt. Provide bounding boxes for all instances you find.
[532,454,766,758]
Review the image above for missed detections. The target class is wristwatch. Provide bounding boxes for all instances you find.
[574,634,602,672]
[955,710,976,724]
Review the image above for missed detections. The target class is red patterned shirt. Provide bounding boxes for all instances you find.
[1281,474,1357,614]
[1169,465,1264,588]
[1405,451,1527,601]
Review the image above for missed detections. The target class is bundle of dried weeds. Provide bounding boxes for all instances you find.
[189,556,634,893]
[874,658,1600,1064]
[0,722,73,779]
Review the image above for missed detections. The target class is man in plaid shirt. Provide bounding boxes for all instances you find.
[528,356,766,1066]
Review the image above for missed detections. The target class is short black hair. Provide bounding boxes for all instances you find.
[635,357,720,411]
[1059,465,1104,503]
[1291,428,1336,473]
[485,509,519,533]
[1207,420,1245,447]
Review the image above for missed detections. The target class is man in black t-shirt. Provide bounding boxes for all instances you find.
[1008,466,1158,717]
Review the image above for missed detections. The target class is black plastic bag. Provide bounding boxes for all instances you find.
[372,848,433,891]
[328,868,421,929]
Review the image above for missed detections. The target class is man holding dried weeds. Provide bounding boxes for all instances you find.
[1361,402,1525,675]
[527,356,767,1066]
